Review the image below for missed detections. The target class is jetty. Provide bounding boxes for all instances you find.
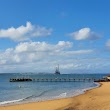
[32,78,97,82]
[9,78,99,82]
[9,75,110,82]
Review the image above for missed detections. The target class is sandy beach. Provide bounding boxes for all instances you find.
[0,82,110,110]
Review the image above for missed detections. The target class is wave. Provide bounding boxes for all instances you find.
[54,92,67,99]
[24,90,50,100]
[55,82,100,99]
[70,82,100,97]
[0,82,100,106]
[0,98,24,105]
[0,89,52,105]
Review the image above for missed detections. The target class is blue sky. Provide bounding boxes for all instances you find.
[0,0,110,73]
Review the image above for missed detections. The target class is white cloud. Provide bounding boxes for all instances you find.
[15,41,73,53]
[50,49,93,58]
[0,22,52,41]
[68,28,101,40]
[0,41,97,73]
[0,41,73,65]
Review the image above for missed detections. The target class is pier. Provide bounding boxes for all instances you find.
[9,78,100,82]
[32,78,97,82]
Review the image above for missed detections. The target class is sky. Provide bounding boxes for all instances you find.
[0,0,110,73]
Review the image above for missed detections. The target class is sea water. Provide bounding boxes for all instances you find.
[0,73,107,105]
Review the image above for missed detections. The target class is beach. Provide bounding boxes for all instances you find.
[0,82,110,110]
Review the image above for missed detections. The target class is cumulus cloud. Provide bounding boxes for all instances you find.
[15,41,73,53]
[67,28,101,40]
[0,41,73,65]
[0,41,95,73]
[0,22,52,41]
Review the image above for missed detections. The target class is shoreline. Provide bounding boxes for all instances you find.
[0,82,99,106]
[1,82,109,110]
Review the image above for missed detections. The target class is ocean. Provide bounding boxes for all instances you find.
[0,73,107,105]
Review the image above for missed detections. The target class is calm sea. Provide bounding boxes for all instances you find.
[0,73,107,105]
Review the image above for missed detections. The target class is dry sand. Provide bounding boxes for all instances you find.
[0,82,110,110]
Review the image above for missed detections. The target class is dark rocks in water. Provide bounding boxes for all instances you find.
[94,79,109,82]
[10,78,32,82]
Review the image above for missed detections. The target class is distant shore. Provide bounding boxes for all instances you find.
[1,82,110,110]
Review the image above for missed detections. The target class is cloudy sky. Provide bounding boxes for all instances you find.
[0,0,110,73]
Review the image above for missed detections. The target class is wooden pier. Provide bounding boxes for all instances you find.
[9,78,99,82]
